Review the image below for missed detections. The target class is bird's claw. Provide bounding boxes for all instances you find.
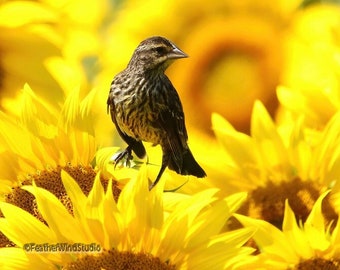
[113,149,133,169]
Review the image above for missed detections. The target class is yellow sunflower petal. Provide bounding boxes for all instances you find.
[251,100,290,175]
[0,247,55,270]
[102,180,123,249]
[312,112,340,185]
[80,88,97,120]
[187,192,247,248]
[235,213,299,262]
[0,112,40,165]
[225,191,248,213]
[286,117,312,180]
[277,85,309,122]
[19,84,58,139]
[62,169,120,250]
[160,189,219,260]
[60,170,87,219]
[305,190,330,231]
[187,228,255,270]
[163,192,191,213]
[0,202,56,246]
[83,172,106,245]
[117,165,164,251]
[59,87,81,131]
[282,200,313,259]
[303,190,330,252]
[22,184,88,242]
[212,113,258,170]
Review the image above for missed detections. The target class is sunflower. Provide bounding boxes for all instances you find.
[0,84,123,249]
[0,165,255,269]
[212,100,340,229]
[97,0,304,135]
[277,4,340,129]
[235,190,340,269]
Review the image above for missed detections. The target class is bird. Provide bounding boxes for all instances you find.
[107,36,206,190]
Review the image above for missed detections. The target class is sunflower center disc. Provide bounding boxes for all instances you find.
[295,258,340,270]
[62,249,176,270]
[229,178,337,230]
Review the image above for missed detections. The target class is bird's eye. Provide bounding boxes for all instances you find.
[154,46,167,54]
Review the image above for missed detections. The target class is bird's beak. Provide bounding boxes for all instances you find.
[168,46,188,59]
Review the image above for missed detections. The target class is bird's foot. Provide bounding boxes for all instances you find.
[113,148,133,169]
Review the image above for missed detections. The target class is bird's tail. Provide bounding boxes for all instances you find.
[168,149,206,178]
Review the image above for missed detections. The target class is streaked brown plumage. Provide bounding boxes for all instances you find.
[107,36,206,190]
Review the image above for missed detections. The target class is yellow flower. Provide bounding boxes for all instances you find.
[0,1,64,106]
[98,0,301,135]
[235,191,340,269]
[277,4,340,129]
[0,84,119,250]
[212,100,340,228]
[0,166,255,269]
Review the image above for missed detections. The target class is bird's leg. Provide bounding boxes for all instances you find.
[114,146,133,169]
[149,164,166,191]
[149,154,168,191]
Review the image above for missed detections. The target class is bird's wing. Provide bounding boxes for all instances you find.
[107,88,146,159]
[155,81,188,172]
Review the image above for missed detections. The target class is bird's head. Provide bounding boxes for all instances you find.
[128,36,188,72]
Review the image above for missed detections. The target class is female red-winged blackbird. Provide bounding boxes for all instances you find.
[107,36,206,190]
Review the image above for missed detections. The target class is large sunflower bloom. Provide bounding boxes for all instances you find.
[0,166,254,269]
[213,100,340,229]
[0,84,120,249]
[235,191,340,269]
